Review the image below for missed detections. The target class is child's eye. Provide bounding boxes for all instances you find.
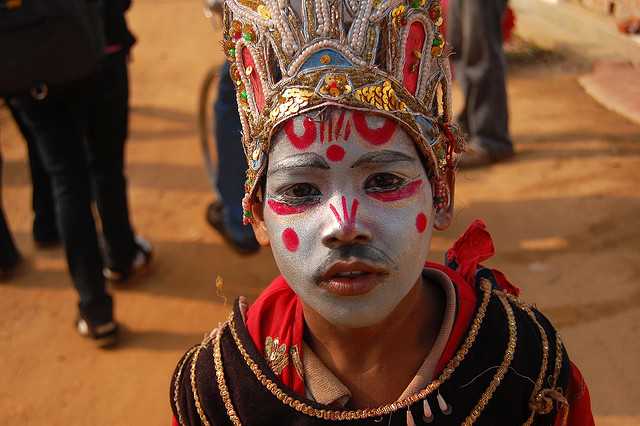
[271,183,322,206]
[283,183,321,198]
[364,173,406,192]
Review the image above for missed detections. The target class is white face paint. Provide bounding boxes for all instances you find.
[263,108,434,328]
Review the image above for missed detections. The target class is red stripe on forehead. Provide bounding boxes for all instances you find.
[352,112,398,145]
[284,117,317,150]
[335,110,346,140]
[343,120,351,140]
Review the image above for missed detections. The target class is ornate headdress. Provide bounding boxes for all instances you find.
[222,0,464,224]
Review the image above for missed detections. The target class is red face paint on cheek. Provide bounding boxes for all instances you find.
[416,213,428,233]
[267,199,311,215]
[368,179,423,202]
[282,228,300,252]
[326,145,345,162]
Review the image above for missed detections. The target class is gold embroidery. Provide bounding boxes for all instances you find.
[507,295,550,426]
[269,87,314,121]
[225,279,494,421]
[173,346,198,426]
[190,344,211,426]
[529,388,569,426]
[317,74,353,98]
[214,326,243,426]
[354,80,407,112]
[236,0,262,11]
[461,290,518,425]
[552,333,564,388]
[265,336,289,375]
[290,345,304,380]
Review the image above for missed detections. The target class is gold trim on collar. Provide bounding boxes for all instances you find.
[219,279,496,421]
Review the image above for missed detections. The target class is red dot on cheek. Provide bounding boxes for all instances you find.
[416,213,428,233]
[326,144,345,162]
[282,228,300,252]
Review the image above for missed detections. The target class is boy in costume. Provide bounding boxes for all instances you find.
[171,0,593,424]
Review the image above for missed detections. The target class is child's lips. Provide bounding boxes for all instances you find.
[318,261,388,296]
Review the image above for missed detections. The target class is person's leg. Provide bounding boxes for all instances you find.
[0,152,22,272]
[451,0,513,161]
[8,94,113,326]
[84,51,141,273]
[7,103,59,245]
[210,62,258,253]
[447,0,468,133]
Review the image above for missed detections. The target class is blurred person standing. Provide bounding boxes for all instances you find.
[448,0,514,167]
[7,104,60,247]
[202,0,259,254]
[7,0,151,345]
[205,62,260,255]
[85,0,153,282]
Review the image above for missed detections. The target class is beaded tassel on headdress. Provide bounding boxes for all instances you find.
[222,0,465,224]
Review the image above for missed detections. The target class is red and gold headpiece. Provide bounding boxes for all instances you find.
[222,0,464,224]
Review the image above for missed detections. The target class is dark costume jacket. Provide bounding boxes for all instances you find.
[170,221,594,425]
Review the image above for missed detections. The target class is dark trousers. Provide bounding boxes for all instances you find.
[85,51,136,269]
[9,92,112,323]
[8,51,135,323]
[8,103,58,242]
[0,153,21,269]
[448,0,513,155]
[214,62,253,236]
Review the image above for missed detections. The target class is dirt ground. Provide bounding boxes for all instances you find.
[1,1,639,425]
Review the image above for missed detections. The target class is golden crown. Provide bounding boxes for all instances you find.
[222,0,464,222]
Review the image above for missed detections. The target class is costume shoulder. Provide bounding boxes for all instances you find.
[170,334,229,426]
[169,302,345,426]
[468,268,574,424]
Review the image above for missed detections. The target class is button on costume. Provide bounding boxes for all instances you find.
[170,0,594,424]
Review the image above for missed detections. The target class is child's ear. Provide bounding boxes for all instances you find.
[433,175,454,231]
[433,206,452,231]
[250,200,270,246]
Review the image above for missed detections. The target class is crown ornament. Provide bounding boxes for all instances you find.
[222,0,465,224]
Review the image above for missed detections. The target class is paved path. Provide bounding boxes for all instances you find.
[512,0,640,64]
[1,1,639,424]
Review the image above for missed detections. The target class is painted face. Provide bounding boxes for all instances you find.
[263,108,434,328]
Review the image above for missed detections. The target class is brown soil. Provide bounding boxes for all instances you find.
[1,2,639,424]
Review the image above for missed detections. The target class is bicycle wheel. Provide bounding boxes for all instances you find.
[198,66,221,198]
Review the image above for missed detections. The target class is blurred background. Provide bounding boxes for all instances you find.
[1,0,639,424]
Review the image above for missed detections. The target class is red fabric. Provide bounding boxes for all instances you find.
[402,21,426,95]
[242,47,265,112]
[171,416,179,426]
[563,362,595,426]
[446,219,495,284]
[502,7,516,43]
[245,276,306,396]
[491,268,521,297]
